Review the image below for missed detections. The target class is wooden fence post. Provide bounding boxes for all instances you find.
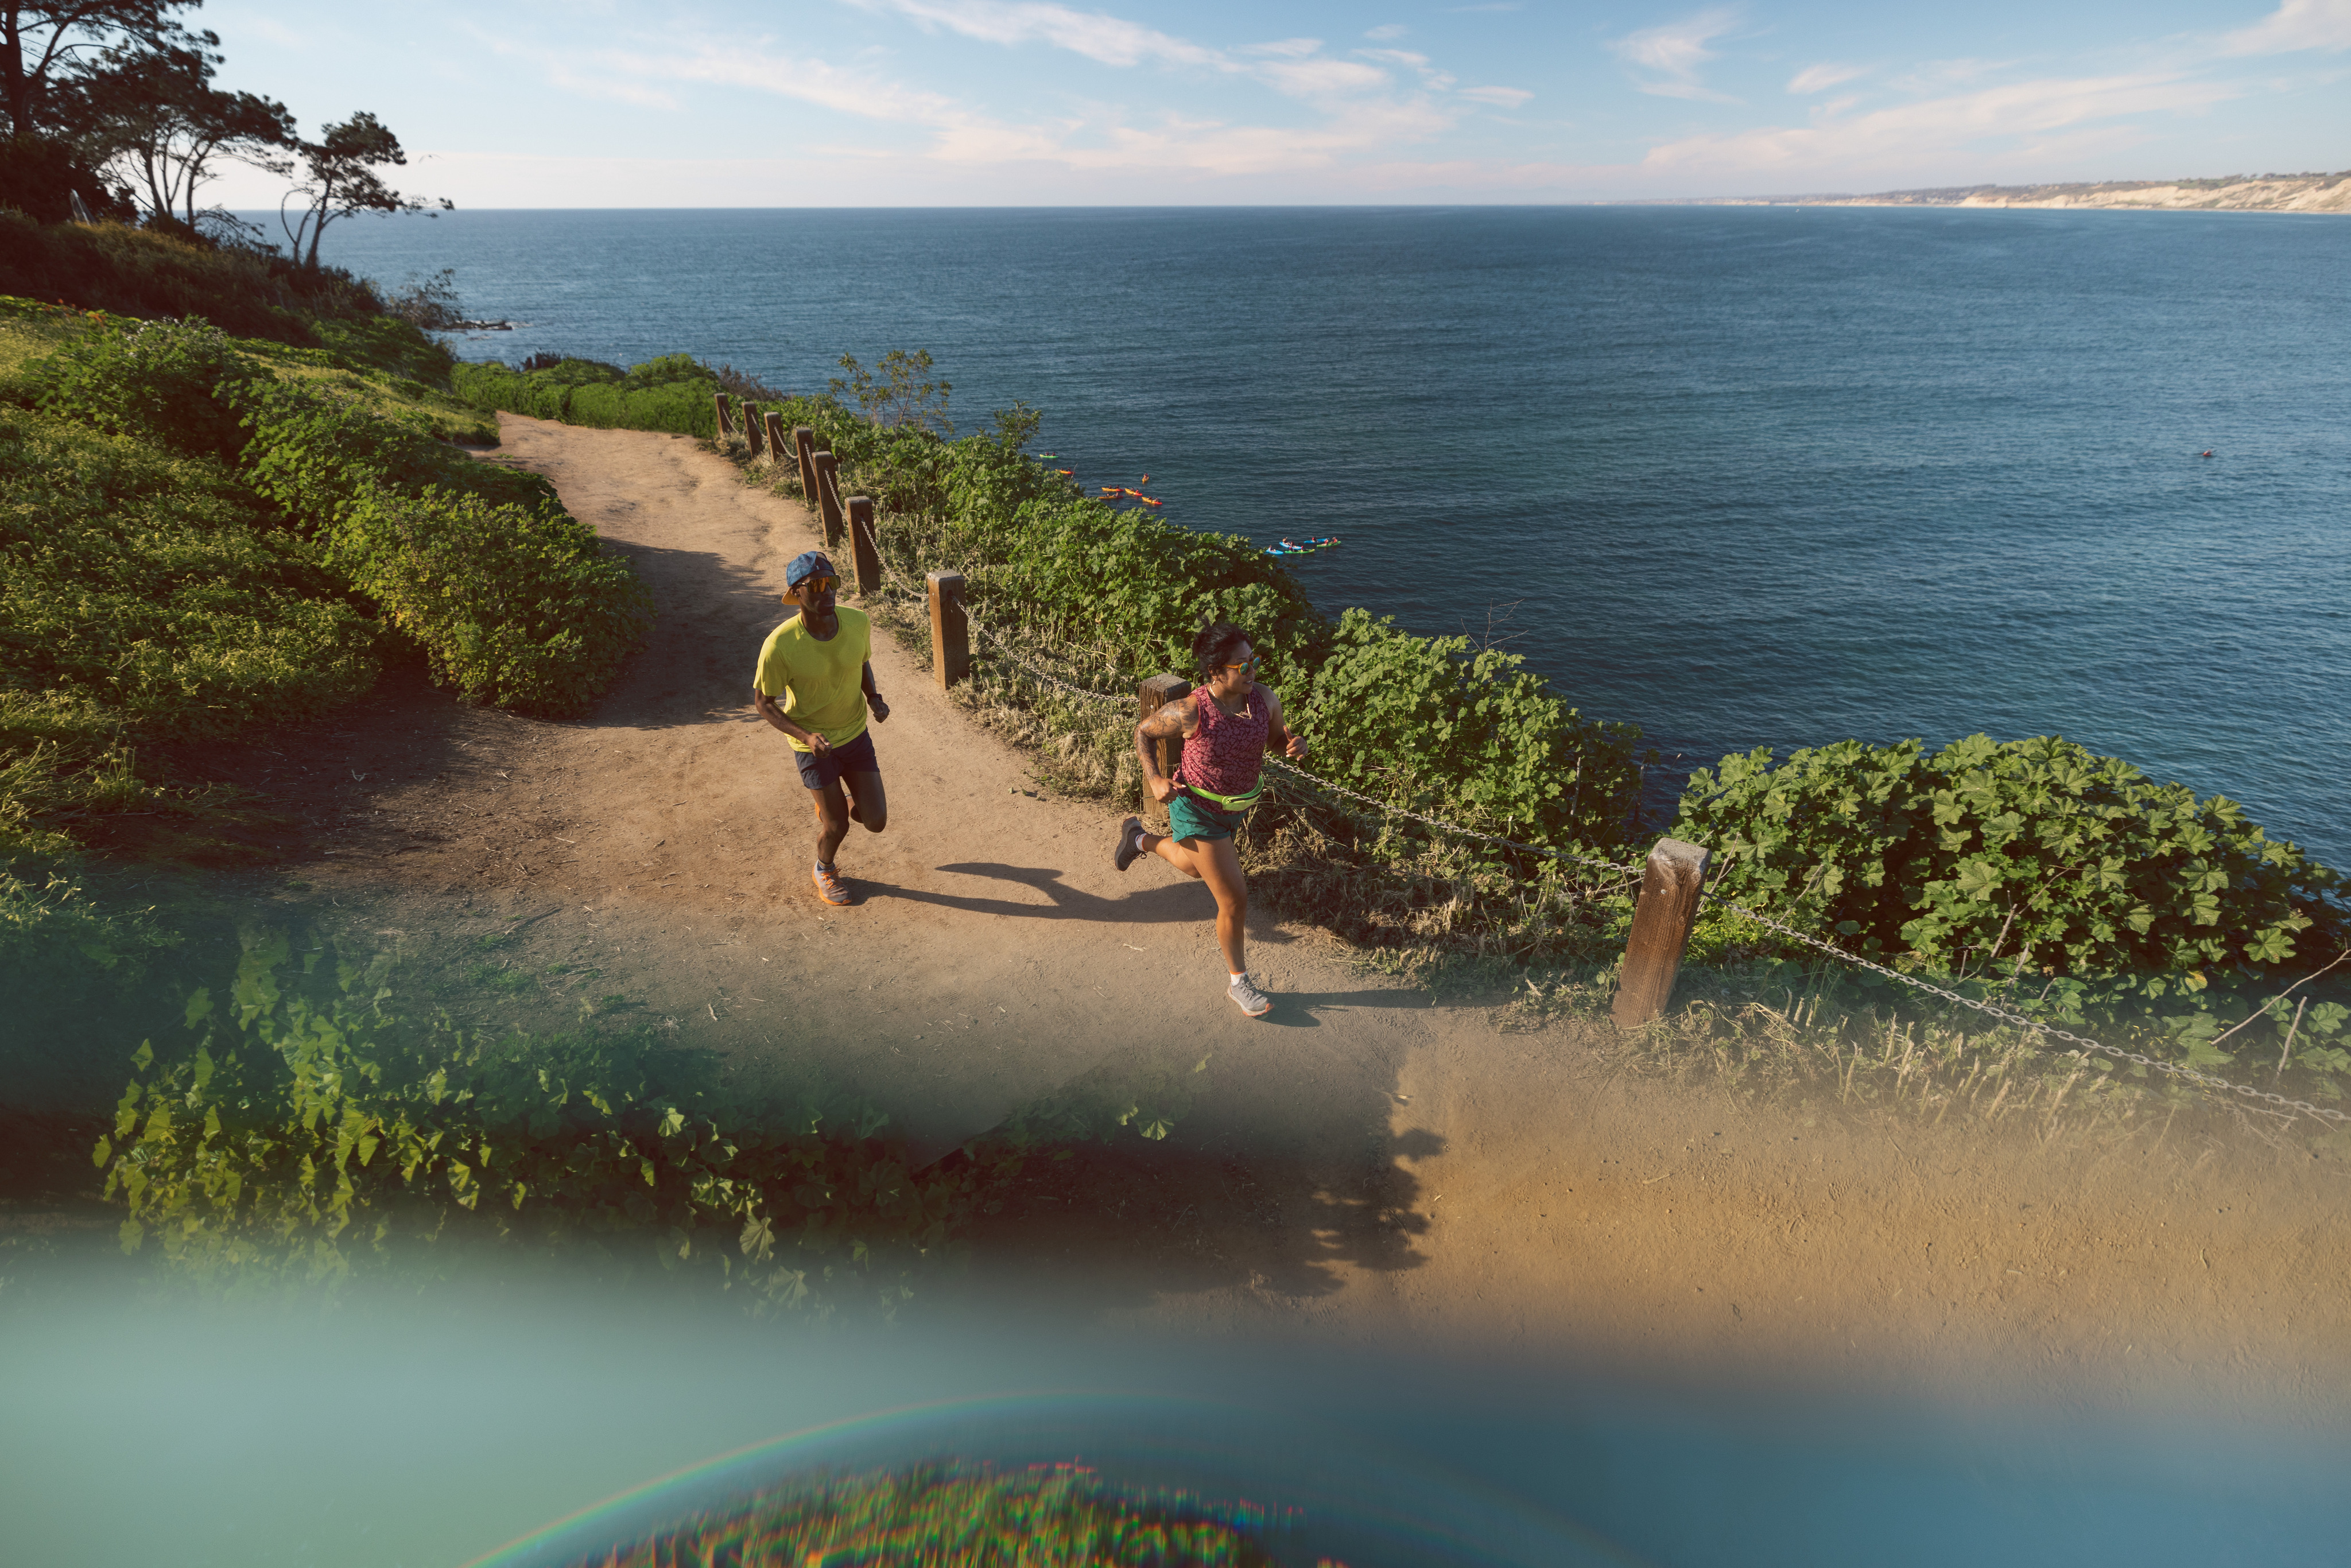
[846,496,882,596]
[741,403,764,459]
[926,572,970,691]
[1612,837,1712,1029]
[713,391,734,441]
[811,451,844,548]
[792,425,817,500]
[762,410,789,469]
[1138,673,1191,826]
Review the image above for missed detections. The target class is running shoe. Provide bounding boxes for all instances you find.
[1112,815,1146,872]
[1228,973,1271,1018]
[812,863,852,906]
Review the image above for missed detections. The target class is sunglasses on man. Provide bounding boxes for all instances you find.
[1218,655,1259,675]
[794,576,839,596]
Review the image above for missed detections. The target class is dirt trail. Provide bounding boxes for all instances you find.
[255,414,2350,1422]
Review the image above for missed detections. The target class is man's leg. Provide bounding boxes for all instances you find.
[842,770,887,833]
[812,778,851,865]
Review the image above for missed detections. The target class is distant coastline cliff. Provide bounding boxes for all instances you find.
[1682,170,2351,214]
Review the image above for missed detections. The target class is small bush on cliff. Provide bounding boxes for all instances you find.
[452,353,723,436]
[1675,734,2349,1018]
[324,486,649,715]
[0,403,379,855]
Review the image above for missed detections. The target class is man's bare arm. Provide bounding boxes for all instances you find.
[752,688,825,751]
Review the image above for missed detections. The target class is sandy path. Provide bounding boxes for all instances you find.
[257,416,2350,1422]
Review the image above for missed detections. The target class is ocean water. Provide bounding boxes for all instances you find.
[305,207,2351,865]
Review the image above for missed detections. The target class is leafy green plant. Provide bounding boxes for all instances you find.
[94,933,996,1307]
[1304,607,1644,852]
[1675,735,2351,1054]
[323,484,651,716]
[22,313,258,465]
[450,354,725,436]
[234,375,545,523]
[597,1461,1287,1568]
[831,347,951,433]
[0,402,381,855]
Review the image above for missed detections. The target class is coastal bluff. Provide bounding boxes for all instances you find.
[1687,170,2351,214]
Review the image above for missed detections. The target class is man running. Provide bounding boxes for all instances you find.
[752,551,889,905]
[1111,621,1307,1017]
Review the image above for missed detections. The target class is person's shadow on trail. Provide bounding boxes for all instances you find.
[863,862,1302,938]
[929,1040,1447,1314]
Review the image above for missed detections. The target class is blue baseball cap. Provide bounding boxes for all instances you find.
[785,550,836,588]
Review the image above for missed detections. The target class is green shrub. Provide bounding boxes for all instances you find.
[452,354,722,436]
[1675,734,2349,1009]
[20,315,258,466]
[1305,607,1644,850]
[323,485,650,715]
[235,377,552,526]
[308,315,459,385]
[0,405,380,849]
[94,934,1005,1307]
[15,315,650,733]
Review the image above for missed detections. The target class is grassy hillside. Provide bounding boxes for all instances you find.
[0,233,649,1018]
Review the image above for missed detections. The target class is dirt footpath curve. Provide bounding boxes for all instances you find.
[265,414,2350,1422]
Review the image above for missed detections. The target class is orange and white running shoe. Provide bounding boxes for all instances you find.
[812,862,852,906]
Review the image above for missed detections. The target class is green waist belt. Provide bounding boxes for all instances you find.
[1181,779,1263,812]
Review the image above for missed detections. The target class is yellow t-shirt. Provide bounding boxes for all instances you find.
[752,607,871,754]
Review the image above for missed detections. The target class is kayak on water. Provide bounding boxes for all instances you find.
[1264,535,1340,556]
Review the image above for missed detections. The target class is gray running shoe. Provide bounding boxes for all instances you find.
[1112,814,1145,872]
[1228,973,1272,1018]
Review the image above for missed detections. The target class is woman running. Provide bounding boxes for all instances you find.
[1111,622,1308,1018]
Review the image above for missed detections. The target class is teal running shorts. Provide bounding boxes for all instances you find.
[1168,790,1250,844]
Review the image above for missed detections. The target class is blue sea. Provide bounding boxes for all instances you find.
[303,207,2351,866]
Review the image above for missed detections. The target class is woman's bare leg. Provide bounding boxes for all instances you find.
[1140,829,1203,879]
[1192,837,1250,975]
[1136,830,1249,972]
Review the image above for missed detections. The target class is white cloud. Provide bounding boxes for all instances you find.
[2221,0,2351,54]
[635,43,970,126]
[1641,71,2239,178]
[1608,7,1743,102]
[1460,84,1533,108]
[524,19,1467,184]
[860,0,1222,68]
[1240,37,1324,58]
[1787,61,1867,95]
[1255,56,1392,98]
[1365,24,1408,41]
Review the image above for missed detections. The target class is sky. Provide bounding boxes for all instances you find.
[193,0,2351,206]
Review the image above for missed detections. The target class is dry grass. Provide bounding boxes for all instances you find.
[1496,959,2351,1154]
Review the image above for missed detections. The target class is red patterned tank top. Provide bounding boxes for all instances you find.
[1179,686,1270,804]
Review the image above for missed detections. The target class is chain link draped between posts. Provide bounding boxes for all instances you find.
[1700,891,2351,1125]
[868,550,2346,1126]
